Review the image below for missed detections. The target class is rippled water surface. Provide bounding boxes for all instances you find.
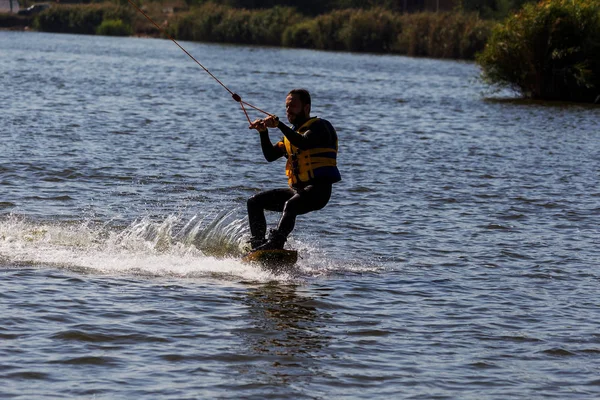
[1,31,600,399]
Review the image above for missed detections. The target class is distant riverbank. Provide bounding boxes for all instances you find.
[7,0,597,102]
[25,2,493,60]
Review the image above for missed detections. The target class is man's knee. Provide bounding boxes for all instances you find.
[283,197,301,215]
[247,194,261,211]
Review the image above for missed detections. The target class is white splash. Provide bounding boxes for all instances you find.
[0,210,370,281]
[0,214,292,282]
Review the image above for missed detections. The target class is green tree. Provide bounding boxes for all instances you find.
[461,0,536,19]
[477,0,600,102]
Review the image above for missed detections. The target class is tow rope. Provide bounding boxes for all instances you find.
[127,0,274,124]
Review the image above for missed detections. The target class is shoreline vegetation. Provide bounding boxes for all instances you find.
[23,2,495,60]
[478,0,600,103]
[2,0,599,103]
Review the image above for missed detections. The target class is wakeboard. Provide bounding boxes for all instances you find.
[242,249,298,271]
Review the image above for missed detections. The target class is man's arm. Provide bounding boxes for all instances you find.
[276,121,320,150]
[259,130,285,162]
[250,118,285,162]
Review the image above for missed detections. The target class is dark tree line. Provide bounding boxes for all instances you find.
[183,0,538,19]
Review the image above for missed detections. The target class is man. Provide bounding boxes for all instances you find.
[247,89,341,251]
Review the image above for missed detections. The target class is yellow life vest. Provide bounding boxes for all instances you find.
[281,117,340,187]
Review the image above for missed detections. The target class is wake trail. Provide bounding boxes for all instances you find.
[0,210,363,282]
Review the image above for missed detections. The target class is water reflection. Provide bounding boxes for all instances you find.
[238,283,330,387]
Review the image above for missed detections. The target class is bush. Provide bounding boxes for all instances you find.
[216,7,253,44]
[34,4,132,35]
[248,6,304,46]
[282,20,314,48]
[459,16,493,59]
[395,12,433,56]
[168,4,302,46]
[461,0,536,20]
[338,8,400,52]
[0,13,33,28]
[82,1,492,60]
[477,0,600,102]
[97,18,132,36]
[166,3,226,42]
[168,5,492,59]
[393,12,493,59]
[306,10,353,51]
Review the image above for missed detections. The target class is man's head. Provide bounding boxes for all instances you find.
[286,89,311,125]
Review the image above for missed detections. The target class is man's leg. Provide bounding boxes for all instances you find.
[259,184,333,250]
[247,188,295,248]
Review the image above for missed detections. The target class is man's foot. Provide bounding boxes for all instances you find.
[248,236,267,251]
[253,230,286,251]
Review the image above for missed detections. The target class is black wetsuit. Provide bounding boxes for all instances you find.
[247,118,341,242]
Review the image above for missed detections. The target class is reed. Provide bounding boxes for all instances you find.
[281,20,314,48]
[167,4,302,46]
[297,8,400,52]
[340,8,400,53]
[97,19,133,36]
[32,2,493,60]
[394,12,492,59]
[171,4,493,59]
[283,9,492,58]
[34,4,133,35]
[304,9,353,51]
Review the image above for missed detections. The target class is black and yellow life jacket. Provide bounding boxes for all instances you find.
[279,117,341,187]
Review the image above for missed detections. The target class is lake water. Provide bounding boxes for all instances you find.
[1,31,600,399]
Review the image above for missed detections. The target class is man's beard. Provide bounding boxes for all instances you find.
[289,112,307,126]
